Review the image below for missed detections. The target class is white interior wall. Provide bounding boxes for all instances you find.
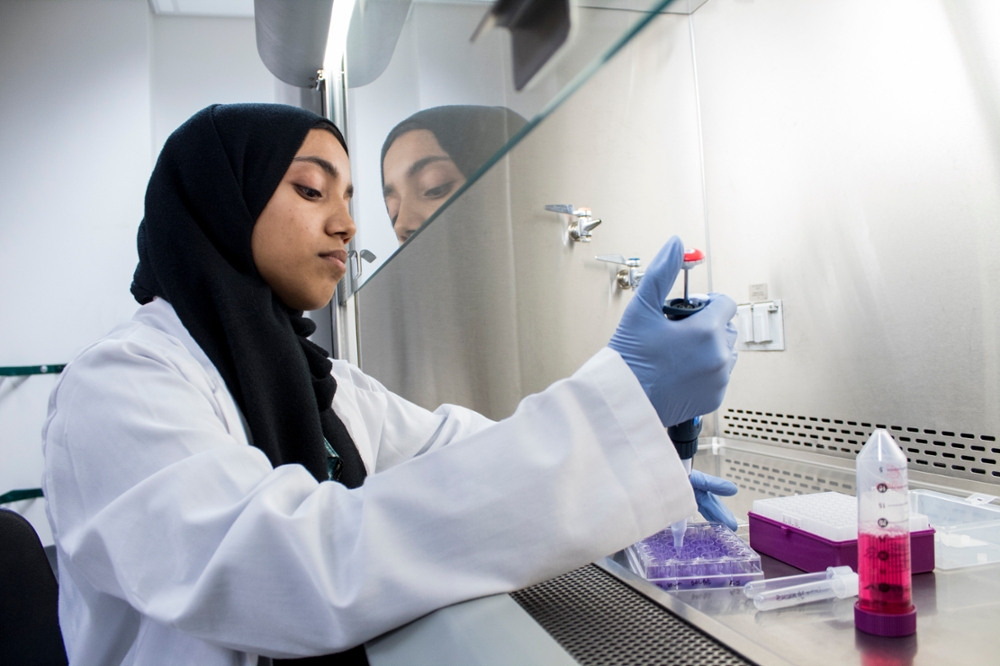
[0,0,278,544]
[695,0,1000,436]
[356,0,1000,456]
[151,14,276,156]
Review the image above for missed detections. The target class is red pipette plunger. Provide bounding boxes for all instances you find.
[662,248,708,320]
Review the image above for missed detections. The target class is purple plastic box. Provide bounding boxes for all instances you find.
[748,512,935,574]
[626,522,764,591]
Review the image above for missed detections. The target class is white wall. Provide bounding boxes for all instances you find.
[695,0,1000,438]
[0,0,151,545]
[0,0,278,544]
[151,14,276,156]
[355,0,1000,474]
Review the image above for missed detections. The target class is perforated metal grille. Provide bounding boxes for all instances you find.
[722,408,1000,486]
[723,451,855,498]
[723,453,854,497]
[510,565,755,666]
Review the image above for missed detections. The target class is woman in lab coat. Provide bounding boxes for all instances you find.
[42,103,738,666]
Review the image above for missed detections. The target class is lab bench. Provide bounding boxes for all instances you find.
[366,438,1000,666]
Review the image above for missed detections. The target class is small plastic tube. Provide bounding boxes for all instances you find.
[743,566,853,599]
[752,570,858,611]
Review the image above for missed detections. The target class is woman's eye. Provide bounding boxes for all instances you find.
[297,185,322,200]
[423,182,455,199]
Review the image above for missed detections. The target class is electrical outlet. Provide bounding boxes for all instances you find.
[736,299,784,351]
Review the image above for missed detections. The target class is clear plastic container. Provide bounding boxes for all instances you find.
[909,489,1000,570]
[626,522,763,591]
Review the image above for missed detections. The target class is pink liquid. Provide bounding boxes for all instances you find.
[857,532,913,614]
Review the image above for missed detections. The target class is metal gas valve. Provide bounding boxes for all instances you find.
[544,204,602,242]
[348,249,376,281]
[596,254,644,290]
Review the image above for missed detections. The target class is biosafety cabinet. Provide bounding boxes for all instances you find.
[328,0,1000,663]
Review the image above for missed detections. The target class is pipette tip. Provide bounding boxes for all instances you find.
[671,519,687,550]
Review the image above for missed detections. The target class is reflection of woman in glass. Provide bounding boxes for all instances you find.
[380,105,526,244]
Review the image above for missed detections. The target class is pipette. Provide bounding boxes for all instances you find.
[854,429,918,637]
[667,417,699,549]
[662,248,709,549]
[744,566,858,611]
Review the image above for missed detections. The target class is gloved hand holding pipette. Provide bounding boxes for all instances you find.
[609,236,740,544]
[608,236,738,428]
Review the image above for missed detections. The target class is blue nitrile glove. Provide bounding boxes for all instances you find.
[607,236,738,427]
[690,469,739,531]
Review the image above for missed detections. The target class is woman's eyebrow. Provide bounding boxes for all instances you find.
[293,155,339,178]
[407,155,451,178]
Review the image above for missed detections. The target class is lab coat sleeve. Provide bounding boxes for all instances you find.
[328,359,496,472]
[44,334,695,659]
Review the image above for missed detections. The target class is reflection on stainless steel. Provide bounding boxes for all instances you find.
[853,631,918,666]
[750,598,855,629]
[357,160,525,418]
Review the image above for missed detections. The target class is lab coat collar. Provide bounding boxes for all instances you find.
[133,297,226,393]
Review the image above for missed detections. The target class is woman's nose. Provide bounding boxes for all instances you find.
[394,198,425,237]
[326,203,356,241]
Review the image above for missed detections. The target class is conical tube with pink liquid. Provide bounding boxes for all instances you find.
[854,429,917,636]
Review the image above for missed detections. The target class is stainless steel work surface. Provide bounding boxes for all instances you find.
[627,438,1000,666]
[369,439,1000,665]
[365,593,579,666]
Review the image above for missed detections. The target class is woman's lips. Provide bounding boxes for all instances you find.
[319,249,347,271]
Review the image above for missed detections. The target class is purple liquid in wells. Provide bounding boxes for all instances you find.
[632,524,760,590]
[857,532,913,614]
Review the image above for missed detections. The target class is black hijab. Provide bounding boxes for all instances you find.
[131,103,367,491]
[380,105,527,189]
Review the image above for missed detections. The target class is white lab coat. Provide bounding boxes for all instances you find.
[42,298,695,666]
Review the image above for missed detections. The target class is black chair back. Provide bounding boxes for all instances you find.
[0,508,68,665]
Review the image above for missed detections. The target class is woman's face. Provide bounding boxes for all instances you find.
[252,128,355,311]
[382,129,466,245]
